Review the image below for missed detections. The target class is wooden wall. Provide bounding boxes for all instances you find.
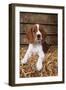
[20,12,58,47]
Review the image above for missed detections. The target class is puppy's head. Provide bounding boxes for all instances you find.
[26,24,47,44]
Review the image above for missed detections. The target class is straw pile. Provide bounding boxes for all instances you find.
[20,46,58,78]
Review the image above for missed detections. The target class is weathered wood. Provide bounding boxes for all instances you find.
[20,13,57,24]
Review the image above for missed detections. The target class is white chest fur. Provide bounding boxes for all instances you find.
[28,44,43,54]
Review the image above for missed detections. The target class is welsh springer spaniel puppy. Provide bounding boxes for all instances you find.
[21,24,47,71]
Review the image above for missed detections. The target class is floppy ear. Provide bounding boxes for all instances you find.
[26,27,34,43]
[40,27,47,43]
[40,27,50,53]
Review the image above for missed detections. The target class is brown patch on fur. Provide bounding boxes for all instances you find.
[42,41,50,53]
[39,26,49,53]
[26,27,34,43]
[39,26,47,43]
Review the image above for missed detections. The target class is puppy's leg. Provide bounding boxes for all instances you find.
[21,45,32,64]
[36,51,45,71]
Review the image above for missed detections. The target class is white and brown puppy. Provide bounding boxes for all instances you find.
[21,24,47,71]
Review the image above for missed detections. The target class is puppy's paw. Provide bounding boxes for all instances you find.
[36,61,43,71]
[21,58,27,64]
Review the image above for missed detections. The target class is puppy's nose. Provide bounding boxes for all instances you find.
[37,34,40,39]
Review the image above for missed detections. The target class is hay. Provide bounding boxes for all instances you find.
[20,46,58,78]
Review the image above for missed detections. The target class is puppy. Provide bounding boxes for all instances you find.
[21,24,47,71]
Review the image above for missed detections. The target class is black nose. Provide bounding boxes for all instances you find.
[37,34,40,38]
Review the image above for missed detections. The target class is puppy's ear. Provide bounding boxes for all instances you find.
[40,27,50,53]
[26,27,34,43]
[40,26,47,43]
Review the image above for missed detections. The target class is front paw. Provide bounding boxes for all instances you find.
[36,61,43,71]
[21,58,27,64]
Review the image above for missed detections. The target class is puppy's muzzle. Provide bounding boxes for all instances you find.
[37,34,41,40]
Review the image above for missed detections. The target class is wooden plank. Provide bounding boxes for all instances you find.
[20,33,57,36]
[45,36,57,45]
[20,13,57,24]
[20,34,28,44]
[20,23,57,25]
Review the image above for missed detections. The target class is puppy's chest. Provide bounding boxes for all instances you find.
[32,44,42,54]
